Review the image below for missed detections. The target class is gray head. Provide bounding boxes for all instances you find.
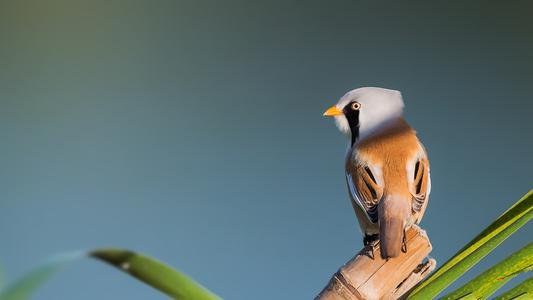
[323,87,405,144]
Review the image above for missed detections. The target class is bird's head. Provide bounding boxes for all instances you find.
[323,87,405,145]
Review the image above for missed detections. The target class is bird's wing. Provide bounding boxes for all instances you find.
[346,164,384,223]
[410,154,430,214]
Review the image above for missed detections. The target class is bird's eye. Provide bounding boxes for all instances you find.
[351,102,361,110]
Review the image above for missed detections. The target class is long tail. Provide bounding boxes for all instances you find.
[378,194,411,258]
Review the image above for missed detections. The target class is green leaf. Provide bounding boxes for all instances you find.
[0,252,83,300]
[0,249,221,300]
[90,248,221,300]
[442,242,533,299]
[408,190,533,299]
[494,276,533,300]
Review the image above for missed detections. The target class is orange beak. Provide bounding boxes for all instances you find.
[323,106,343,117]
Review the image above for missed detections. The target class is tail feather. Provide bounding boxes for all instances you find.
[378,195,410,258]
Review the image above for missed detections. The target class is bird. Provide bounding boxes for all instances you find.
[323,87,431,259]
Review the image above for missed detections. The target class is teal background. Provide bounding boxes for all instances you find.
[1,1,532,299]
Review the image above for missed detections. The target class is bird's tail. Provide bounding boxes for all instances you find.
[378,194,411,258]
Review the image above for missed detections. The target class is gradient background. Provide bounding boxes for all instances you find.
[1,1,532,299]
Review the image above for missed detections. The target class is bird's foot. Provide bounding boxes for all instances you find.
[363,234,379,247]
[363,234,380,260]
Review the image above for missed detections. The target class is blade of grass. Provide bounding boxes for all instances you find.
[494,276,533,300]
[442,242,533,299]
[90,248,221,300]
[0,252,83,300]
[408,190,533,299]
[0,249,221,300]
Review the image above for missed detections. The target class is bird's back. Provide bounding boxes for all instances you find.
[346,118,430,235]
[355,119,423,197]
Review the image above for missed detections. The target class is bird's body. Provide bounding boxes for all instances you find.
[346,118,430,257]
[324,87,431,258]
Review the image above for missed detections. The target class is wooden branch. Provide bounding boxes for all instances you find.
[316,225,436,300]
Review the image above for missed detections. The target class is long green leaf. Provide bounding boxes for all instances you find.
[408,190,533,299]
[442,243,533,299]
[494,276,533,300]
[91,248,221,300]
[0,252,83,300]
[0,249,221,300]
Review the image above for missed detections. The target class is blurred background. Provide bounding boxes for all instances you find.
[1,0,532,299]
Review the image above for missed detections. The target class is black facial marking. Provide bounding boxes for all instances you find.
[343,101,360,146]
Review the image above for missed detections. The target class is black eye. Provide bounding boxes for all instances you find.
[351,102,361,110]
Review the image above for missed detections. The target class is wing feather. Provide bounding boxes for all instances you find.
[346,164,384,223]
[410,156,430,217]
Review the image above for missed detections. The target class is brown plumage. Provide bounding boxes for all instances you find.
[347,118,430,258]
[325,87,431,259]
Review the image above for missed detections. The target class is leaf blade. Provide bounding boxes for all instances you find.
[494,276,533,300]
[442,242,533,299]
[0,252,83,300]
[90,248,221,300]
[0,249,221,300]
[408,190,533,299]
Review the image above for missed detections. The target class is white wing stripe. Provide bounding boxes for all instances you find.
[346,172,374,222]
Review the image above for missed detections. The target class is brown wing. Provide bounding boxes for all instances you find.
[410,157,430,218]
[346,164,384,223]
